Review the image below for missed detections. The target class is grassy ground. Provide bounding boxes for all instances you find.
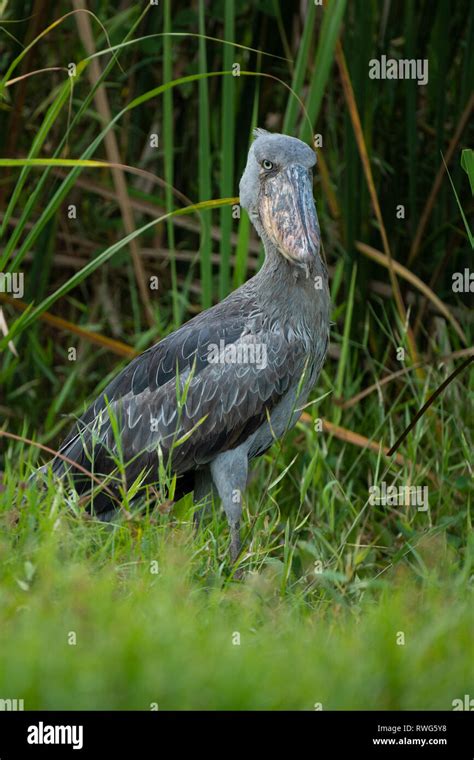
[0,495,472,711]
[0,1,472,710]
[0,526,472,710]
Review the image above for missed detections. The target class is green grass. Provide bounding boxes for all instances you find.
[0,485,471,710]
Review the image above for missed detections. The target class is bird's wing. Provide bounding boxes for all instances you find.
[53,305,307,481]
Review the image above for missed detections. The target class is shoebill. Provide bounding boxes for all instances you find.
[37,129,330,566]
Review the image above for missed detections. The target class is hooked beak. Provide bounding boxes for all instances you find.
[259,164,320,267]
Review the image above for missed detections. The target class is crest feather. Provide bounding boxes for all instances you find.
[253,127,271,139]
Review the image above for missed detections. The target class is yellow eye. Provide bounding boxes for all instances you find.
[262,159,274,171]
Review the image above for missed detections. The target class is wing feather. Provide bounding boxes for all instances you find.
[52,303,308,494]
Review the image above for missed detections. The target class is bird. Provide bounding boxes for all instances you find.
[36,129,330,567]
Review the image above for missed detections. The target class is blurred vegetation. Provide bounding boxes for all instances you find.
[0,0,472,709]
[0,506,472,709]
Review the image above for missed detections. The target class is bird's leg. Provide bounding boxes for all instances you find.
[210,450,248,575]
[193,467,214,532]
[229,519,241,564]
[193,506,204,532]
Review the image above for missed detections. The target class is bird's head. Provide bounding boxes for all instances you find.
[239,129,320,269]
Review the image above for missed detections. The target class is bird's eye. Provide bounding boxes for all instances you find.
[262,159,274,171]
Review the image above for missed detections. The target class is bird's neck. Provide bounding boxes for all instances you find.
[257,237,327,289]
[251,238,330,326]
